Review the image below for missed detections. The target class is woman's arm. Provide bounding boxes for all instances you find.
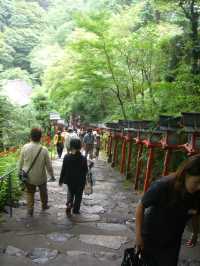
[135,202,145,250]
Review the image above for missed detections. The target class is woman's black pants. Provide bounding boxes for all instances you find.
[57,143,64,158]
[67,186,84,213]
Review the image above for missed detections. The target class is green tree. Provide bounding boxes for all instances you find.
[31,93,55,132]
[0,0,45,78]
[0,96,12,150]
[155,0,200,74]
[0,0,13,32]
[0,32,15,69]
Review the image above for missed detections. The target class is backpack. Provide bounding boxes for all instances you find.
[84,133,94,144]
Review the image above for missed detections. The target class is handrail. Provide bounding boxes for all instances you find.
[0,168,16,181]
[0,167,17,217]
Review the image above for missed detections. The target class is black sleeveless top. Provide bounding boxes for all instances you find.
[141,177,200,248]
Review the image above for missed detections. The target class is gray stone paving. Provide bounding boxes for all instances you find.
[0,155,200,265]
[79,234,128,249]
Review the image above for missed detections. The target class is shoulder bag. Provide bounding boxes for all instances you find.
[19,146,43,183]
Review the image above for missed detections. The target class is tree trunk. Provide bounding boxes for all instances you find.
[116,92,127,120]
[103,40,127,119]
[126,87,131,99]
[155,10,161,23]
[100,89,107,117]
[191,14,200,74]
[179,0,200,74]
[125,55,137,103]
[0,129,4,152]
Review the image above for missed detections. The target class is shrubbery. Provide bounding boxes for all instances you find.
[0,152,22,211]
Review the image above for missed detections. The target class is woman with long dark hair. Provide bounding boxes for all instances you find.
[135,154,200,266]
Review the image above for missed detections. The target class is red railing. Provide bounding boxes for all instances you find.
[103,113,200,192]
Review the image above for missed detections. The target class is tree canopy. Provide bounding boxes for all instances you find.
[1,0,200,130]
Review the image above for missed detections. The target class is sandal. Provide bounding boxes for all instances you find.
[186,239,196,248]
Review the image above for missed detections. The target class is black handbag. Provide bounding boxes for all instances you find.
[19,169,29,183]
[121,248,156,266]
[19,146,42,183]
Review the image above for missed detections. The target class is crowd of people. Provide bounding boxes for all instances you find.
[18,127,200,266]
[53,127,101,160]
[19,127,101,217]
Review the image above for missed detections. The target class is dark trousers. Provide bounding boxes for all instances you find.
[67,186,84,213]
[57,143,64,158]
[95,147,100,158]
[143,243,180,266]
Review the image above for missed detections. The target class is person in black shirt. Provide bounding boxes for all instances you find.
[135,154,200,266]
[59,138,88,215]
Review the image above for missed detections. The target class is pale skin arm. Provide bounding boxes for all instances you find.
[135,202,145,250]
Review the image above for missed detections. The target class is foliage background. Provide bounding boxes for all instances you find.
[0,153,21,211]
[0,0,200,128]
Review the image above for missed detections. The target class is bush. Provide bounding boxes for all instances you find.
[0,152,22,211]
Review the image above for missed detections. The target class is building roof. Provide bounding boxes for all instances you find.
[2,79,32,106]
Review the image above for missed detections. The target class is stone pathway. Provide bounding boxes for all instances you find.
[0,156,200,265]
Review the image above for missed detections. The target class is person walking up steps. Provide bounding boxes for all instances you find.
[59,138,88,215]
[19,128,55,217]
[83,128,94,159]
[64,128,79,154]
[54,131,64,158]
[94,131,101,159]
[135,154,200,266]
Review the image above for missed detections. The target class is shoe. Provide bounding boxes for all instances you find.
[27,209,33,217]
[48,177,56,182]
[73,210,80,215]
[65,203,72,216]
[42,205,50,211]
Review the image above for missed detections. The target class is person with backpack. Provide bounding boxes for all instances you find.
[54,131,64,158]
[83,128,95,159]
[135,154,200,266]
[19,128,55,217]
[59,138,88,215]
